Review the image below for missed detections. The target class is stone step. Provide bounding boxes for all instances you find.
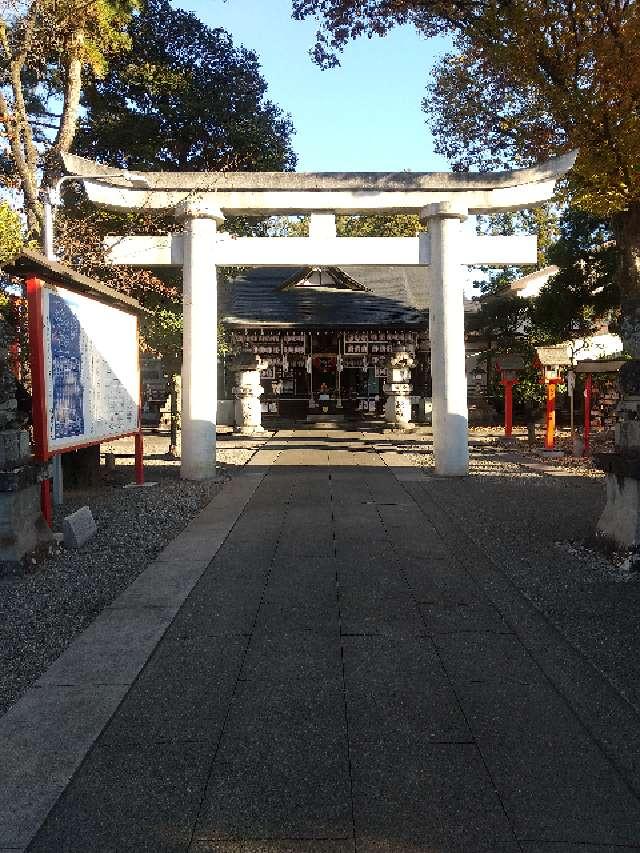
[305,421,344,430]
[306,414,345,424]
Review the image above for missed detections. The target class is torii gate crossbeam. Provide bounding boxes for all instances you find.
[62,152,576,479]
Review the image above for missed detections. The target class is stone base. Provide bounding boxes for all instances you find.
[468,402,498,426]
[597,473,640,549]
[307,414,344,424]
[0,483,53,569]
[382,424,415,434]
[0,429,30,469]
[234,425,266,436]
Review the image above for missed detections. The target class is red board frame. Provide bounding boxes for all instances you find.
[26,276,144,523]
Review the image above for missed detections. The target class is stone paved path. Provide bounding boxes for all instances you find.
[26,430,640,852]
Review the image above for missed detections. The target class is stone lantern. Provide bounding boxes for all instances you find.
[231,352,269,434]
[383,350,415,429]
[597,349,640,547]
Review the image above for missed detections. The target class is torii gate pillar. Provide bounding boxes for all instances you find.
[177,199,223,480]
[422,202,470,476]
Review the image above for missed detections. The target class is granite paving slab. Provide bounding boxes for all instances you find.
[342,635,470,743]
[190,842,354,853]
[338,575,424,637]
[99,635,247,746]
[27,742,212,853]
[238,630,342,685]
[0,785,66,850]
[1,684,125,787]
[350,742,518,853]
[35,604,177,687]
[457,677,640,845]
[194,677,351,842]
[435,632,546,685]
[418,601,513,635]
[165,575,265,638]
[522,846,640,852]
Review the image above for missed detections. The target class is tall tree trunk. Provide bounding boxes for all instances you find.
[612,202,640,298]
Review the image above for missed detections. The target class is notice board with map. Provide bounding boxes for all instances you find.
[41,284,140,452]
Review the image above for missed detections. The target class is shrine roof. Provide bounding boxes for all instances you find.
[220,266,432,329]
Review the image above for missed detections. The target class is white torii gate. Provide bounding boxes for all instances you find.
[63,152,576,480]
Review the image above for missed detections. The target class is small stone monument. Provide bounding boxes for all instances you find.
[383,350,415,430]
[0,317,52,569]
[63,505,97,548]
[597,297,640,547]
[232,352,269,435]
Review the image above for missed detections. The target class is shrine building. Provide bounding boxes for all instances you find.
[221,265,445,421]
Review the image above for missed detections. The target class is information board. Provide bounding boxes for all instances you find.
[42,285,140,451]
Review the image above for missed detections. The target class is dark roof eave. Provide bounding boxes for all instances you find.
[6,249,145,315]
[222,318,429,330]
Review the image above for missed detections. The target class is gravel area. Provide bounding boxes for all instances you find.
[0,432,259,717]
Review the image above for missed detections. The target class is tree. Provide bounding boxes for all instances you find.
[284,213,421,237]
[337,214,421,237]
[75,0,296,172]
[292,1,640,295]
[0,202,23,267]
[1,0,139,235]
[531,209,619,351]
[54,0,298,448]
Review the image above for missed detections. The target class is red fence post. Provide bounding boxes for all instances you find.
[135,431,144,485]
[544,379,560,451]
[26,276,53,526]
[583,373,592,455]
[501,377,517,437]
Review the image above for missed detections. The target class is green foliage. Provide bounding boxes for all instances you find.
[0,203,23,267]
[141,303,182,374]
[500,351,547,414]
[1,0,140,232]
[473,205,559,297]
[280,214,422,238]
[531,210,619,346]
[471,292,531,345]
[294,0,640,292]
[75,0,296,172]
[336,214,421,237]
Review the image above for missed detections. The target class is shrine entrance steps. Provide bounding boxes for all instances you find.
[21,428,640,852]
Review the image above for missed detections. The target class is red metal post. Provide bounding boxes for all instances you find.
[26,277,52,525]
[501,377,517,437]
[134,431,144,485]
[583,373,592,455]
[544,379,560,450]
[40,478,53,527]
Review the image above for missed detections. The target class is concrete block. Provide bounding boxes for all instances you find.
[62,506,97,548]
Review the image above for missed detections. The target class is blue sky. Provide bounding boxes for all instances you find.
[174,0,452,173]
